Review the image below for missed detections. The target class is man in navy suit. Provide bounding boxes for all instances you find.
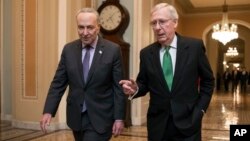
[40,8,125,141]
[120,3,214,141]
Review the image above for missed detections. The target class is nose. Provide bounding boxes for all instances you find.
[79,28,88,35]
[153,22,162,30]
[155,22,160,28]
[83,28,89,35]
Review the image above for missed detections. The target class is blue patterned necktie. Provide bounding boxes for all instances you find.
[163,46,173,90]
[82,45,91,112]
[83,45,91,82]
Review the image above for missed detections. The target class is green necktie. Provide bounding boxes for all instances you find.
[163,46,173,90]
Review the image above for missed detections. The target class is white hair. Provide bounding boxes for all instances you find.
[151,3,179,20]
[76,7,100,24]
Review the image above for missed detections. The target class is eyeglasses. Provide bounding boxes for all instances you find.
[150,19,172,28]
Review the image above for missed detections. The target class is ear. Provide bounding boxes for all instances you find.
[173,19,178,29]
[97,24,101,32]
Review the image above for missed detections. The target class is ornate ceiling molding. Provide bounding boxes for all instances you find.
[175,0,250,15]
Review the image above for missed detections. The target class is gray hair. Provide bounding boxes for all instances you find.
[151,3,179,20]
[76,7,100,24]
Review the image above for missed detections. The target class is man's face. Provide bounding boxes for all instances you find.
[150,8,177,45]
[76,12,100,45]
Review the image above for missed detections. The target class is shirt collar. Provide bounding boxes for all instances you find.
[160,34,177,52]
[170,35,177,49]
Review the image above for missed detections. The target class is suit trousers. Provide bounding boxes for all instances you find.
[162,115,201,141]
[72,112,112,141]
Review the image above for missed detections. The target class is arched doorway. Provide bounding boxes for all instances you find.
[203,22,250,91]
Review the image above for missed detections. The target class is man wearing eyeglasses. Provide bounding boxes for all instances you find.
[120,3,214,141]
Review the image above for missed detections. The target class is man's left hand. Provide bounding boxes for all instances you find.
[112,120,124,137]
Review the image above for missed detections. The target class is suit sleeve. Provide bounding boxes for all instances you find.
[134,49,150,98]
[112,47,126,120]
[197,41,215,112]
[43,48,69,117]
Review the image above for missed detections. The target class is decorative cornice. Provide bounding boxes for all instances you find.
[175,0,250,15]
[12,120,69,130]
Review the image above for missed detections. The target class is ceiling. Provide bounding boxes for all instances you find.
[176,0,250,14]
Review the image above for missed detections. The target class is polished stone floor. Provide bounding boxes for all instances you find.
[1,87,250,141]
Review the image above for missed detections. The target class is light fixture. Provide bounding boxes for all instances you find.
[233,63,240,68]
[212,0,238,45]
[225,47,238,57]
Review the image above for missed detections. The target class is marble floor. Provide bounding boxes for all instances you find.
[1,87,250,141]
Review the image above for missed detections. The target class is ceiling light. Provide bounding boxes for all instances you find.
[225,47,238,57]
[212,0,238,45]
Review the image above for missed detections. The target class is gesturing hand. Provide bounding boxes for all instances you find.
[119,79,138,95]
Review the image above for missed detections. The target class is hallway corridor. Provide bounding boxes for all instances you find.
[1,88,250,141]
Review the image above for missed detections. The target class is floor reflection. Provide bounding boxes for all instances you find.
[1,87,250,141]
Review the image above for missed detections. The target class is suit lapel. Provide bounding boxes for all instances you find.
[171,36,189,92]
[84,38,104,86]
[151,43,170,92]
[74,40,85,86]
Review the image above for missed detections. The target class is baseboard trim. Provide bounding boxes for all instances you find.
[12,120,70,131]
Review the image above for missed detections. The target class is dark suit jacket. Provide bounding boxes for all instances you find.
[134,33,214,140]
[43,37,126,134]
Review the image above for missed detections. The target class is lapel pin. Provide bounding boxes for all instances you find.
[99,50,103,54]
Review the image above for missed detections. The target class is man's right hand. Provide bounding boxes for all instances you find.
[119,79,138,95]
[40,113,52,133]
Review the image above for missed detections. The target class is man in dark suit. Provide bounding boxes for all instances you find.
[119,3,214,141]
[223,68,231,92]
[40,8,126,141]
[240,67,248,93]
[231,67,240,92]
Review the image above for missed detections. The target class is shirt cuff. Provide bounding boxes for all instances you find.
[128,86,139,100]
[201,109,205,115]
[115,120,123,122]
